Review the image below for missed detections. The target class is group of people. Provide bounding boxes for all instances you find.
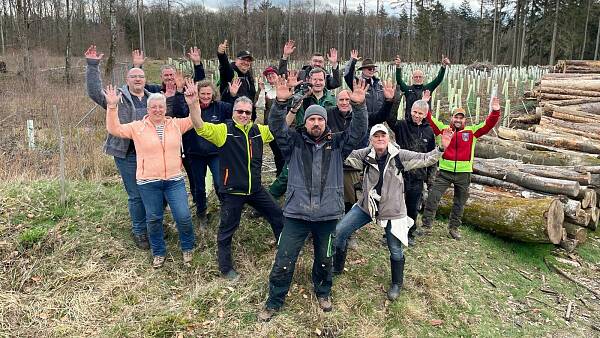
[85,39,501,321]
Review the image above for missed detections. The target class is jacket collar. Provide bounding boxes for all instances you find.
[366,143,400,162]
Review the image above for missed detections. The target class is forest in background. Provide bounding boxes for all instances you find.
[2,0,599,80]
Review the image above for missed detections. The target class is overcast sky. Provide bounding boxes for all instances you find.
[197,0,481,13]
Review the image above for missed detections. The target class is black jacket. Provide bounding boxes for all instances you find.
[278,58,341,90]
[327,99,394,148]
[388,117,436,182]
[217,52,257,104]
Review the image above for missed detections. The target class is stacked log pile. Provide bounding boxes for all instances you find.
[457,60,600,250]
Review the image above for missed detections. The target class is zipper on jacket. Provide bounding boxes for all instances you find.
[224,168,229,186]
[454,132,458,172]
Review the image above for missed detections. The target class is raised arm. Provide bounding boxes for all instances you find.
[473,97,502,138]
[344,147,370,170]
[369,81,396,125]
[326,48,341,90]
[268,74,297,161]
[187,46,206,81]
[278,40,295,75]
[85,45,107,108]
[394,55,409,93]
[343,50,359,90]
[104,85,133,138]
[425,56,450,91]
[340,78,369,158]
[217,40,233,94]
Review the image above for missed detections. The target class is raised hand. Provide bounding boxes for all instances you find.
[283,40,296,58]
[286,70,301,88]
[258,76,265,91]
[491,97,501,111]
[103,85,121,107]
[187,47,201,65]
[383,81,396,100]
[327,48,338,65]
[394,55,401,67]
[421,89,431,102]
[275,75,293,101]
[441,128,454,149]
[174,70,185,91]
[441,55,451,66]
[218,40,228,54]
[228,78,242,97]
[84,45,104,60]
[132,49,145,67]
[163,82,177,98]
[350,49,360,61]
[349,78,370,104]
[183,78,198,106]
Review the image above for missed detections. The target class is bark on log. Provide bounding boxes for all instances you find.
[558,60,600,67]
[438,190,564,244]
[482,158,593,185]
[590,208,600,230]
[546,98,600,106]
[535,125,600,142]
[564,199,582,219]
[540,93,586,100]
[563,222,588,244]
[473,161,581,197]
[541,104,600,119]
[540,79,600,92]
[539,86,600,97]
[497,127,600,154]
[565,207,591,226]
[470,174,526,191]
[540,116,600,134]
[577,188,596,208]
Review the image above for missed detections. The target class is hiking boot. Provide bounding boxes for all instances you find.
[249,208,262,219]
[132,233,150,250]
[408,236,416,247]
[152,256,165,269]
[448,227,462,240]
[182,250,193,264]
[346,234,358,250]
[258,307,277,322]
[387,284,401,301]
[333,247,347,275]
[318,297,333,312]
[222,269,240,281]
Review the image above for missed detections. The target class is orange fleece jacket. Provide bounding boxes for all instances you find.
[107,114,193,180]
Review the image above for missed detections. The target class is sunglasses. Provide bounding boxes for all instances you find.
[235,109,252,116]
[364,67,376,71]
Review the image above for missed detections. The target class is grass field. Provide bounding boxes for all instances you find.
[1,179,599,337]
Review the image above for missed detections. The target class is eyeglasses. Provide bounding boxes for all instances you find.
[128,74,146,79]
[235,109,252,116]
[364,67,376,71]
[413,75,423,79]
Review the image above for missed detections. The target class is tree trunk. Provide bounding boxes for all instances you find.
[541,79,600,92]
[534,125,600,142]
[491,0,498,64]
[473,160,581,197]
[287,0,291,40]
[137,0,144,51]
[265,5,269,59]
[539,116,600,136]
[595,16,600,60]
[581,0,592,60]
[64,0,72,84]
[438,190,564,244]
[105,0,117,81]
[539,86,600,97]
[471,174,525,191]
[511,0,521,66]
[0,4,4,55]
[549,0,559,65]
[497,127,600,155]
[15,0,32,79]
[563,222,587,243]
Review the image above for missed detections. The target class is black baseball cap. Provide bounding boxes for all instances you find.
[236,50,254,61]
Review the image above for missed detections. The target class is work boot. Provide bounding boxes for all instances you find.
[333,247,347,275]
[258,307,277,322]
[152,256,165,269]
[318,297,333,312]
[132,233,150,250]
[387,256,405,301]
[346,234,358,250]
[197,210,208,231]
[222,269,240,281]
[448,227,462,240]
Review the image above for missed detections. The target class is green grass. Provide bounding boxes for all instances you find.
[1,180,599,337]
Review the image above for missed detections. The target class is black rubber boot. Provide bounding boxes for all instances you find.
[387,256,405,301]
[333,247,347,275]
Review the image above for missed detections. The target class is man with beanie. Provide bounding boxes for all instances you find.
[258,77,369,321]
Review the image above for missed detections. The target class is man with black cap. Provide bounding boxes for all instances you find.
[217,40,257,117]
[343,50,385,115]
[421,96,501,240]
[277,40,341,90]
[258,76,369,321]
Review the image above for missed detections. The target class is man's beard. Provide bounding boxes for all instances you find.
[309,126,324,138]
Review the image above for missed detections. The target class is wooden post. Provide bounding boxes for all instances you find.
[27,119,35,150]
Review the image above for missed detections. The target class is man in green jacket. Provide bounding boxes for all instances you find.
[394,55,450,119]
[192,96,283,281]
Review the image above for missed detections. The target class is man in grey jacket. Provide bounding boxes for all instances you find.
[85,45,152,249]
[258,76,368,321]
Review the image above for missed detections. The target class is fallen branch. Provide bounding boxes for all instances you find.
[544,257,600,298]
[468,263,497,288]
[565,301,573,321]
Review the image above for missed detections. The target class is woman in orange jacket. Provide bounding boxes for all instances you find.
[105,80,200,268]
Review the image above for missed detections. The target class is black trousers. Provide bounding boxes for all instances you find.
[217,186,284,273]
[404,178,424,237]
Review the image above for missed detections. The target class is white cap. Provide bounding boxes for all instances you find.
[369,124,388,137]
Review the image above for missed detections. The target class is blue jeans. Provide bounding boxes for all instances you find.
[335,204,403,261]
[114,154,146,236]
[137,179,195,257]
[188,155,220,214]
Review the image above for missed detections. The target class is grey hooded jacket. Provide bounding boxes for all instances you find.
[269,100,368,222]
[86,58,151,158]
[345,143,443,220]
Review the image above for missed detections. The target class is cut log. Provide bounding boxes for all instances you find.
[481,157,593,185]
[563,222,588,244]
[540,79,600,92]
[564,198,582,219]
[541,104,600,119]
[535,125,600,142]
[473,161,581,197]
[497,127,600,154]
[539,86,600,97]
[586,206,598,223]
[577,188,596,208]
[470,174,525,191]
[438,190,564,244]
[540,116,600,135]
[565,206,591,226]
[590,208,600,230]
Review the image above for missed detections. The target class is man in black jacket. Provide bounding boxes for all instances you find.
[217,40,257,118]
[277,40,341,90]
[388,98,436,245]
[258,76,368,321]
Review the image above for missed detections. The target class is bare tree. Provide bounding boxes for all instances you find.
[105,0,117,81]
[65,0,73,83]
[15,0,32,78]
[595,16,600,60]
[549,0,559,65]
[137,0,145,51]
[491,0,498,64]
[581,0,592,59]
